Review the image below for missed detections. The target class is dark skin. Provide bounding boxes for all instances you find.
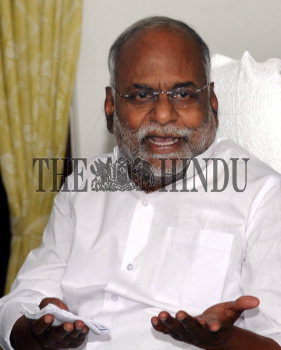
[10,27,281,350]
[105,28,218,192]
[105,29,219,161]
[151,296,280,350]
[10,298,89,350]
[104,27,281,349]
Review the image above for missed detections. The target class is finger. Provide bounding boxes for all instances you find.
[151,316,170,333]
[79,325,89,337]
[231,296,260,312]
[151,315,186,342]
[32,314,54,335]
[39,298,69,311]
[204,318,222,332]
[63,323,89,348]
[64,321,86,340]
[204,306,238,333]
[45,322,74,345]
[204,296,260,332]
[176,310,202,335]
[158,311,182,331]
[151,313,179,335]
[196,310,223,332]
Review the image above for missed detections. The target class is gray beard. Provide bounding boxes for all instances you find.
[113,112,217,178]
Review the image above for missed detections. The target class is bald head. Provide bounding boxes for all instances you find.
[115,27,208,95]
[108,16,210,86]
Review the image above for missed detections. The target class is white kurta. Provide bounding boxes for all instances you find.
[1,137,281,350]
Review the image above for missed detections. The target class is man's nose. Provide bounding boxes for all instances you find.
[149,94,178,125]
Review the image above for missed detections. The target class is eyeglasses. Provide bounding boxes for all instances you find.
[113,83,210,110]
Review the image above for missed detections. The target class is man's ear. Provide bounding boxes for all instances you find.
[209,82,219,127]
[104,86,115,134]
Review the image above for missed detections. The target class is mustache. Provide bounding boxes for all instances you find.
[112,111,217,166]
[117,119,199,144]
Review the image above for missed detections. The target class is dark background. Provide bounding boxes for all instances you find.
[0,175,11,296]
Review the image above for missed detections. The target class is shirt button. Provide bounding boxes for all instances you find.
[111,294,118,301]
[127,263,134,271]
[141,199,148,206]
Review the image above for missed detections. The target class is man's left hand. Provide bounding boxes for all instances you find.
[151,296,259,349]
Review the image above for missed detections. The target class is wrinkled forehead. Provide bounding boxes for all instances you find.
[115,27,207,87]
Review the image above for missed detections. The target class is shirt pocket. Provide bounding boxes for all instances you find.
[150,227,234,312]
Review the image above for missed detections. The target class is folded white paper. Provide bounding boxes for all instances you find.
[22,303,110,335]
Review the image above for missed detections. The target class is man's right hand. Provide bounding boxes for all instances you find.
[10,297,89,350]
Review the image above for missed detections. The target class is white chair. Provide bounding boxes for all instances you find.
[211,52,281,174]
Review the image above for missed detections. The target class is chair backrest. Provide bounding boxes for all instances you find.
[211,52,281,174]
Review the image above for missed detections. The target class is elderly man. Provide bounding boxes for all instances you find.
[1,16,281,350]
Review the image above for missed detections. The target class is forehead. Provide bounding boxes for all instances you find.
[115,27,207,89]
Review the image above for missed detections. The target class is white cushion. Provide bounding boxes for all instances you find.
[211,51,281,174]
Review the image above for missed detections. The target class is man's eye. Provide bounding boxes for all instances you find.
[138,91,149,99]
[173,89,196,100]
[129,91,153,102]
